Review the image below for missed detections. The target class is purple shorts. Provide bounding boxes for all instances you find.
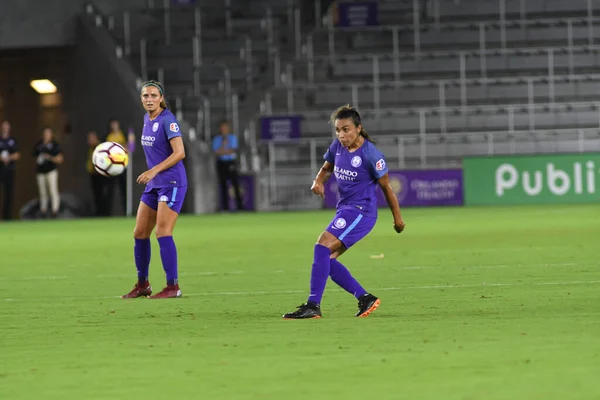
[326,208,377,249]
[140,185,187,214]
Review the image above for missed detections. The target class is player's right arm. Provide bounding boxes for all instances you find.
[311,140,337,198]
[311,161,333,198]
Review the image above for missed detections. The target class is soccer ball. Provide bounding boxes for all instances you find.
[92,141,129,177]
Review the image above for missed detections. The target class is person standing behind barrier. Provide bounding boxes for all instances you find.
[105,118,128,215]
[86,131,109,217]
[211,121,244,211]
[0,121,21,220]
[33,127,64,218]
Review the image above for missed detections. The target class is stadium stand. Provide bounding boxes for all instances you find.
[253,0,600,208]
[99,0,600,209]
[105,0,300,146]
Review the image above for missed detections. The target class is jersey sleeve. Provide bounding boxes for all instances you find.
[228,134,239,150]
[9,139,18,153]
[162,113,182,140]
[211,136,221,152]
[323,140,338,164]
[364,143,388,180]
[51,142,62,156]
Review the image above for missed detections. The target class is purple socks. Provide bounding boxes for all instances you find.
[330,259,367,299]
[307,244,331,305]
[134,237,179,286]
[158,236,179,285]
[134,238,151,283]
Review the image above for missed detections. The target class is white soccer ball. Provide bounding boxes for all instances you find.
[92,141,129,177]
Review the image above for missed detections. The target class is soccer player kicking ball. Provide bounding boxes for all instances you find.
[283,105,405,319]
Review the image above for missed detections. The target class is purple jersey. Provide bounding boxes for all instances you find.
[141,109,187,188]
[324,139,388,218]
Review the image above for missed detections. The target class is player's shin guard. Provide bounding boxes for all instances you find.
[307,244,331,305]
[329,258,368,299]
[157,236,178,285]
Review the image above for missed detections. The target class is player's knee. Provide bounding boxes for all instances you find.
[316,232,339,252]
[133,225,150,239]
[155,225,173,239]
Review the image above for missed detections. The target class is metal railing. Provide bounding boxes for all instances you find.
[108,0,301,109]
[297,44,600,89]
[261,100,600,138]
[260,128,599,171]
[317,0,596,57]
[307,15,600,67]
[256,128,600,208]
[266,71,600,118]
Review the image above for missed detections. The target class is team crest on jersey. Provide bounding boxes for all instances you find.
[152,122,159,132]
[376,158,386,171]
[351,156,362,168]
[333,218,347,229]
[159,195,169,202]
[170,123,180,133]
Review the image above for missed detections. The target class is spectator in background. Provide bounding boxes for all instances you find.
[0,121,21,220]
[86,131,108,216]
[33,127,63,218]
[105,118,127,215]
[212,120,244,211]
[301,0,336,26]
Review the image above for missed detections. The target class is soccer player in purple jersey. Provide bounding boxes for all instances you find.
[283,105,406,319]
[122,80,187,299]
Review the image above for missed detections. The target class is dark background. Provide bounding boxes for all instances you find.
[0,0,148,218]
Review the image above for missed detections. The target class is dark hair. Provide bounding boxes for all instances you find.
[141,80,168,109]
[329,104,374,143]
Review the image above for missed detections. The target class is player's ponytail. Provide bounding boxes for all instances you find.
[359,128,373,143]
[142,80,169,109]
[329,104,375,143]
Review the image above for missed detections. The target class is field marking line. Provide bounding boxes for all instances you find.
[3,279,600,302]
[417,246,575,255]
[0,262,583,281]
[0,275,69,281]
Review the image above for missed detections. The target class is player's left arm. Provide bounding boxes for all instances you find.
[152,137,185,174]
[367,147,405,234]
[378,174,405,234]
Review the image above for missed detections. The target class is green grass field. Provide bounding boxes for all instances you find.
[0,204,599,400]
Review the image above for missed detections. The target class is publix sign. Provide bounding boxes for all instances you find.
[463,154,600,205]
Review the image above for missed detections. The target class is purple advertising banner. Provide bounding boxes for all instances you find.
[219,175,255,211]
[260,116,303,141]
[336,2,379,27]
[323,169,464,208]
